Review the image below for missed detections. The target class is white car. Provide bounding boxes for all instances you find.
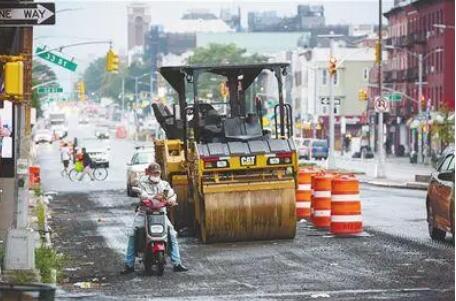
[126,148,155,196]
[78,138,110,168]
[34,129,53,144]
[52,125,68,139]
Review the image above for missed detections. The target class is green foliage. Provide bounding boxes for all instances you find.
[35,246,66,283]
[433,103,455,148]
[32,186,43,197]
[31,60,58,117]
[185,44,269,99]
[186,43,268,66]
[8,271,36,284]
[82,57,152,104]
[34,201,46,232]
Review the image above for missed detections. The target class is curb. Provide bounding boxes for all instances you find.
[360,180,428,191]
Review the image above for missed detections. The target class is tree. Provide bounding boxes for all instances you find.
[186,43,268,65]
[433,103,455,149]
[31,61,58,116]
[82,57,153,104]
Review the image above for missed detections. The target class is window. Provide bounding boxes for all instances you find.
[438,155,454,172]
[363,68,369,80]
[321,69,328,85]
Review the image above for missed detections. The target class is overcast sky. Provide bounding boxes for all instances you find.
[34,0,393,89]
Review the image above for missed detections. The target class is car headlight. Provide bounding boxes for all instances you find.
[150,225,164,234]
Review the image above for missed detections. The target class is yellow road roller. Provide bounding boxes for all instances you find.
[153,63,298,243]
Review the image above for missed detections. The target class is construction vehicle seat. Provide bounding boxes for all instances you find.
[152,103,184,139]
[224,114,263,142]
[200,110,224,143]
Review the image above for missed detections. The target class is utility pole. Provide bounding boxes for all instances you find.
[150,73,154,101]
[134,77,138,107]
[121,77,125,117]
[417,53,423,164]
[328,38,336,169]
[376,0,386,178]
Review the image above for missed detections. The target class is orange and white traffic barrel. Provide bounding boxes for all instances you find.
[296,168,317,219]
[330,175,363,235]
[311,173,333,228]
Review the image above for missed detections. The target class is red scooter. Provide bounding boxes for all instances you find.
[133,193,169,276]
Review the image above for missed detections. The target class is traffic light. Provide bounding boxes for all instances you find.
[420,95,426,110]
[358,89,368,101]
[106,49,119,73]
[375,41,381,64]
[4,61,23,97]
[76,81,85,101]
[328,57,337,76]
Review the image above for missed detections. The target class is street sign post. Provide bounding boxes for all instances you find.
[37,87,63,94]
[374,96,389,113]
[36,47,77,71]
[0,3,55,26]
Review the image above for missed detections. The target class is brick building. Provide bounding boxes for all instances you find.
[368,0,454,156]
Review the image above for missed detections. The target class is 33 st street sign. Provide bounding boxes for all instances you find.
[0,3,55,26]
[36,46,77,72]
[37,87,63,94]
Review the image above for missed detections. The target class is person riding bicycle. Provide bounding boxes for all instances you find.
[121,162,188,274]
[79,147,94,181]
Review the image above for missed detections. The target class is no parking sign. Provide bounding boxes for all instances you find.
[374,96,389,113]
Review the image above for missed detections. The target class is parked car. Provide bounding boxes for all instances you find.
[426,145,455,241]
[126,147,155,196]
[298,138,312,159]
[311,139,329,160]
[34,129,53,144]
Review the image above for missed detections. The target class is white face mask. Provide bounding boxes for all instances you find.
[149,176,160,183]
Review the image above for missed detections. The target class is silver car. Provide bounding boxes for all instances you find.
[126,148,155,196]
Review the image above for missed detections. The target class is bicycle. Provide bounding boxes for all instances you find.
[68,165,108,182]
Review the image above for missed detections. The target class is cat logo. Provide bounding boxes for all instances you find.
[240,156,256,166]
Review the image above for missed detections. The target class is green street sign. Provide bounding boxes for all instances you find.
[36,46,78,71]
[388,93,402,102]
[37,87,63,94]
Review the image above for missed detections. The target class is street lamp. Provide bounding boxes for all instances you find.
[384,45,443,163]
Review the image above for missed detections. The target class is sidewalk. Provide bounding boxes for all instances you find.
[333,155,433,190]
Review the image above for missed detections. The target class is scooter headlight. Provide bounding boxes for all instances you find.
[150,225,164,234]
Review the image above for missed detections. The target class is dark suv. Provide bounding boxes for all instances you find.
[426,145,455,241]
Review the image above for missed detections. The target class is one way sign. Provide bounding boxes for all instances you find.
[0,3,55,26]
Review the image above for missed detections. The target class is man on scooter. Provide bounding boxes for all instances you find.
[121,162,188,274]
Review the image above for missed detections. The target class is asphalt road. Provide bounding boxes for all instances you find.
[36,116,454,301]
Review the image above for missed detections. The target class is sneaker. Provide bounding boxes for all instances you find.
[173,264,188,272]
[120,265,134,275]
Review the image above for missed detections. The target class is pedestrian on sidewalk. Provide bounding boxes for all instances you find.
[60,143,72,177]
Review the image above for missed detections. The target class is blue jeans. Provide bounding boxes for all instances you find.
[124,217,181,268]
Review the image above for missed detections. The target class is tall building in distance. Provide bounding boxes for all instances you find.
[127,3,151,50]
